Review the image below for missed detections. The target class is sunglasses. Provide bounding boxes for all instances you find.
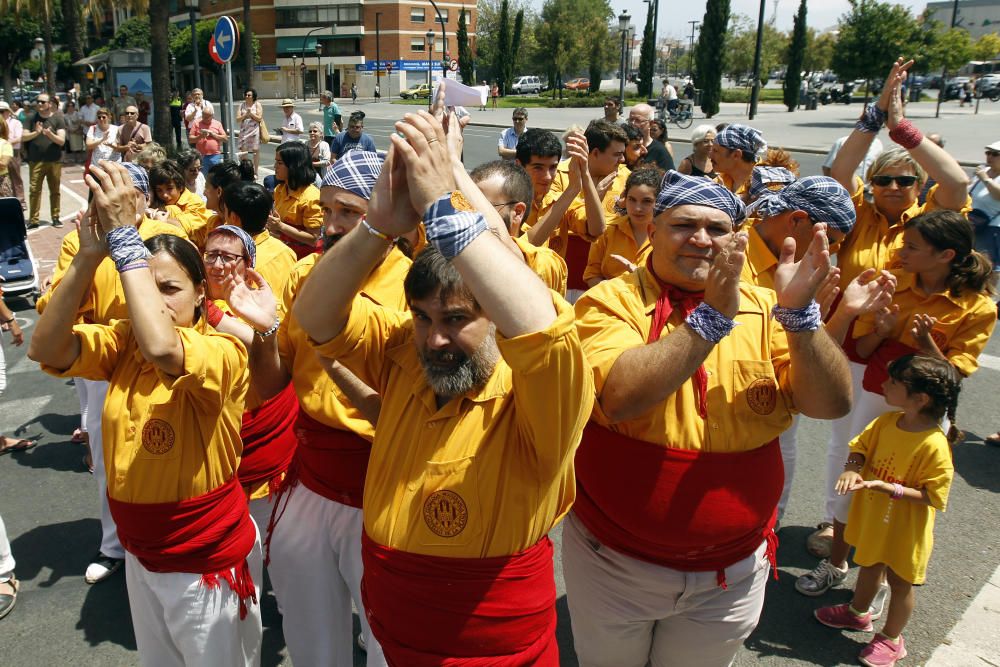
[987,150,1000,158]
[871,175,918,188]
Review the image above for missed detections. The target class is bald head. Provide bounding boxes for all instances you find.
[627,103,655,141]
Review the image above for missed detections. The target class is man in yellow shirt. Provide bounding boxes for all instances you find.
[514,128,570,231]
[712,123,767,198]
[571,171,852,666]
[293,111,593,666]
[230,150,400,667]
[469,159,567,295]
[525,121,628,295]
[37,162,189,586]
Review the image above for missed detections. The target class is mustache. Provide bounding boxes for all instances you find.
[322,232,345,251]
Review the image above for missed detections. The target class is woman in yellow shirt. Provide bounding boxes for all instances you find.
[150,160,211,242]
[29,163,268,666]
[268,142,323,259]
[583,167,661,287]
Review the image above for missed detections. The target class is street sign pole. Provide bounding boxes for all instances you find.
[213,16,240,163]
[224,59,236,162]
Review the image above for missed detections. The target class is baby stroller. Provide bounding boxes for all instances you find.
[0,197,40,305]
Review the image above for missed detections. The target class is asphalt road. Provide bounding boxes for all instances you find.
[0,107,996,666]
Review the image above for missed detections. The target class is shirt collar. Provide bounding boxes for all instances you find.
[746,226,779,278]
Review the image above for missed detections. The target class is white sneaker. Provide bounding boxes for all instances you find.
[357,633,367,652]
[85,554,123,584]
[868,582,890,620]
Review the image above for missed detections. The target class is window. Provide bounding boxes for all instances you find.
[276,5,363,27]
[410,7,425,22]
[436,8,449,22]
[411,38,425,52]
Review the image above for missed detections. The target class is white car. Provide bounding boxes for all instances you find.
[511,76,543,94]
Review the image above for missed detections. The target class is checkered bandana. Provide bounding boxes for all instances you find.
[716,124,767,160]
[123,162,150,198]
[655,170,746,225]
[748,175,856,234]
[208,224,257,268]
[749,166,797,200]
[321,149,383,201]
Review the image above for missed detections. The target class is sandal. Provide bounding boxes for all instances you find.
[984,433,1000,447]
[0,436,35,456]
[807,522,834,558]
[70,429,88,444]
[0,576,17,620]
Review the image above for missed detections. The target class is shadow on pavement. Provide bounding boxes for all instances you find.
[77,568,136,651]
[789,122,854,130]
[9,518,99,587]
[555,594,579,666]
[951,434,1000,493]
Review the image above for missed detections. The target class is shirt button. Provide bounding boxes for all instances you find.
[425,422,435,429]
[128,426,136,434]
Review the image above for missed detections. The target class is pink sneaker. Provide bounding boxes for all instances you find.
[859,634,907,666]
[814,603,874,631]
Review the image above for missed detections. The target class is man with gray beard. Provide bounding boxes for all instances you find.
[294,109,593,666]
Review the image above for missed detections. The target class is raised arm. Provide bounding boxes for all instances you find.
[525,132,586,246]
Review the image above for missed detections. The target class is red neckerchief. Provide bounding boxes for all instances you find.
[645,255,708,418]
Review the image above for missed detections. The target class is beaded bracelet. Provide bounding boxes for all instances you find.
[855,103,886,134]
[118,261,149,273]
[685,302,739,343]
[362,219,395,244]
[888,118,924,150]
[255,317,280,340]
[772,301,822,332]
[891,483,904,499]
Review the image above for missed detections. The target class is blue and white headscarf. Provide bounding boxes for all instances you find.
[207,224,257,268]
[321,149,383,201]
[123,162,150,198]
[716,124,767,161]
[655,170,746,225]
[749,165,797,200]
[748,175,856,234]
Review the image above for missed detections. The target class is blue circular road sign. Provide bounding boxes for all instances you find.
[213,17,239,64]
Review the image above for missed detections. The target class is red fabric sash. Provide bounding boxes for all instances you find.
[289,410,371,508]
[237,381,298,492]
[278,232,321,259]
[862,339,919,395]
[107,478,258,619]
[645,257,709,417]
[361,532,559,667]
[565,234,591,291]
[574,422,780,580]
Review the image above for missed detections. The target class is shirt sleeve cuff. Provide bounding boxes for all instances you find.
[496,292,579,374]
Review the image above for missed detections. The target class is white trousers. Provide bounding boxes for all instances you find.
[266,483,385,667]
[0,513,14,583]
[777,414,801,520]
[74,377,89,431]
[83,379,124,559]
[562,512,770,667]
[824,362,868,523]
[124,526,263,667]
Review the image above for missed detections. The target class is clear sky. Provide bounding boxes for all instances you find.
[525,0,930,39]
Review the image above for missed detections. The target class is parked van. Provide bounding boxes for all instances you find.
[511,76,543,94]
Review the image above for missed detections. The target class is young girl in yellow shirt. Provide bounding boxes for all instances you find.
[815,354,958,667]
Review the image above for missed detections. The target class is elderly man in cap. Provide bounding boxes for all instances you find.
[279,99,305,144]
[712,123,767,198]
[569,171,852,666]
[36,161,189,586]
[228,150,397,667]
[0,102,25,211]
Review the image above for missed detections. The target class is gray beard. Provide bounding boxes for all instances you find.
[419,325,500,399]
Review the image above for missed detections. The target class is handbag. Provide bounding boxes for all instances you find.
[259,118,270,145]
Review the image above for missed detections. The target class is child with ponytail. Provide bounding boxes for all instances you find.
[796,209,995,606]
[814,354,959,667]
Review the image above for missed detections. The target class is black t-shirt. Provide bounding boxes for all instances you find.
[25,112,67,163]
[642,139,675,171]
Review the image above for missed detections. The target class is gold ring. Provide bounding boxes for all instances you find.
[427,138,439,144]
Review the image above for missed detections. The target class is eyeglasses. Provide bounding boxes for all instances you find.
[203,251,245,266]
[513,117,527,121]
[871,175,918,188]
[987,150,1000,158]
[490,200,518,211]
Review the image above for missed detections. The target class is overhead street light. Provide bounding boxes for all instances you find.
[619,10,631,103]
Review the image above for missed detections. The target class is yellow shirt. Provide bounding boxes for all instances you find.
[311,292,592,558]
[717,172,750,198]
[41,320,248,504]
[837,177,971,290]
[740,226,779,290]
[522,190,556,232]
[575,268,794,451]
[274,183,323,235]
[854,271,996,377]
[845,413,953,584]
[37,219,189,324]
[251,230,297,316]
[583,214,652,284]
[165,188,211,246]
[514,235,567,296]
[543,160,630,251]
[278,249,411,436]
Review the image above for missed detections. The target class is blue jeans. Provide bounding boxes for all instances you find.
[974,225,1000,271]
[200,153,223,176]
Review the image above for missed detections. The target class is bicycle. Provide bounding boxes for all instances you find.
[655,99,694,129]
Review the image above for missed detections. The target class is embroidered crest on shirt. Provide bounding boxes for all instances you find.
[141,418,176,455]
[746,378,777,415]
[424,490,468,537]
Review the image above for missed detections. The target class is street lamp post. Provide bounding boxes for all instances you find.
[315,41,323,101]
[618,11,630,103]
[688,20,699,79]
[186,0,202,90]
[376,13,382,102]
[748,0,766,120]
[426,0,449,81]
[426,29,434,98]
[301,26,328,102]
[292,53,298,100]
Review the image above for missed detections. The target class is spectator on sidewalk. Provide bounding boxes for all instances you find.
[189,106,228,176]
[169,89,184,149]
[329,111,375,160]
[0,120,14,198]
[21,93,67,229]
[134,91,150,125]
[0,102,26,211]
[628,103,675,170]
[278,99,305,144]
[112,84,137,122]
[114,105,152,163]
[63,101,86,163]
[307,122,332,178]
[237,89,263,177]
[602,96,623,125]
[85,108,120,166]
[320,90,342,146]
[183,88,214,131]
[498,108,529,160]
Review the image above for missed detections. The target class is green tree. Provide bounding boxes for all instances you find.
[803,29,835,74]
[243,0,253,88]
[926,27,974,74]
[695,0,730,117]
[973,33,1000,61]
[457,7,475,84]
[492,1,524,94]
[722,15,786,83]
[831,0,922,95]
[637,5,655,97]
[0,11,42,99]
[783,0,807,111]
[168,19,258,80]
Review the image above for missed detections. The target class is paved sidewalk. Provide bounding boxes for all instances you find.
[17,162,91,284]
[264,96,1000,165]
[927,563,1000,666]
